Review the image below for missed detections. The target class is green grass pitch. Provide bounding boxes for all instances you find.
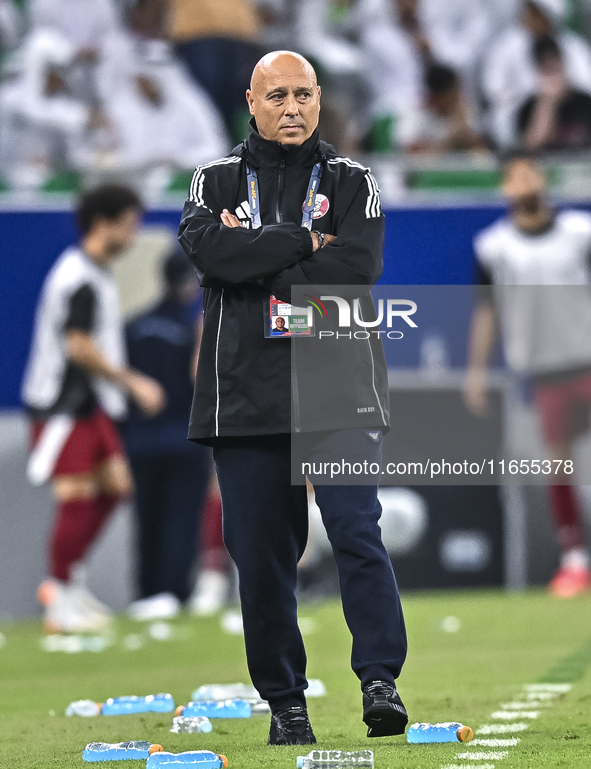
[1,589,590,769]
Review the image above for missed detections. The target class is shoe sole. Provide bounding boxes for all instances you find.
[268,736,317,746]
[364,704,408,737]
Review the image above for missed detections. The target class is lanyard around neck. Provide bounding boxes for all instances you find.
[245,161,323,230]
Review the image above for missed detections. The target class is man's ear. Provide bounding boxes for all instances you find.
[246,89,255,115]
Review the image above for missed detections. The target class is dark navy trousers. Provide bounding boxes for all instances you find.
[213,431,407,713]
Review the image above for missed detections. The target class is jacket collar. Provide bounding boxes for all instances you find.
[241,118,322,169]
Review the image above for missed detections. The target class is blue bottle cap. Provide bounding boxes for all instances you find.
[297,757,304,768]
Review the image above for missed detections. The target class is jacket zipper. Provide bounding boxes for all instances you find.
[276,157,285,223]
[277,155,301,431]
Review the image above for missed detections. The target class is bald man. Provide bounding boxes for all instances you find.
[179,51,408,745]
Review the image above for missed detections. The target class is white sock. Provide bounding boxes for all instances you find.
[561,548,591,570]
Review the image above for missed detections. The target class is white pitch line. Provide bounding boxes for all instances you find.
[472,738,520,747]
[456,751,509,761]
[476,723,529,735]
[525,684,571,693]
[441,765,496,769]
[443,681,572,769]
[525,692,558,701]
[440,765,496,769]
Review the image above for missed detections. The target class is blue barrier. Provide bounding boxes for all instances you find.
[0,205,509,409]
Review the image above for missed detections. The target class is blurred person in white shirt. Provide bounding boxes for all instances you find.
[89,14,229,178]
[482,0,591,147]
[293,0,370,153]
[28,0,123,106]
[357,0,491,149]
[255,0,296,50]
[0,28,103,187]
[398,63,486,155]
[28,0,120,53]
[0,0,22,53]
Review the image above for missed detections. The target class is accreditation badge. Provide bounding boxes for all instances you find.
[265,295,315,338]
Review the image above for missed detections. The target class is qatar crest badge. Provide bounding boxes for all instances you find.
[303,194,330,219]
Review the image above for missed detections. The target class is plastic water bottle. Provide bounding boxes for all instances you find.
[102,693,174,715]
[170,716,213,733]
[147,750,228,768]
[406,722,474,743]
[176,700,251,719]
[66,699,102,717]
[192,683,258,701]
[297,751,373,769]
[83,741,163,761]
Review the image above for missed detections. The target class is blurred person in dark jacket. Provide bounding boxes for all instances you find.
[168,0,261,142]
[517,35,591,150]
[124,251,210,621]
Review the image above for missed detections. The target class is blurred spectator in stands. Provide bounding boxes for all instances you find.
[517,35,591,150]
[124,251,210,621]
[28,0,123,106]
[357,0,423,150]
[413,0,490,88]
[358,0,491,150]
[398,63,486,155]
[0,29,105,188]
[92,18,229,178]
[168,0,261,143]
[294,0,369,154]
[0,0,22,55]
[296,0,365,79]
[256,0,296,51]
[489,0,520,33]
[482,0,591,147]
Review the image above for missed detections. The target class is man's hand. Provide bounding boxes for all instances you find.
[221,209,242,228]
[310,232,337,251]
[124,371,167,417]
[66,330,166,416]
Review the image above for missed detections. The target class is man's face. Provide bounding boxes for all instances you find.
[502,159,546,205]
[97,208,141,257]
[275,317,285,329]
[246,54,321,145]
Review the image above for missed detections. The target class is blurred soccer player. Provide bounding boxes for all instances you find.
[465,154,591,597]
[22,184,165,632]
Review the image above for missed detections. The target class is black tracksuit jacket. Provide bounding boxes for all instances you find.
[178,122,390,443]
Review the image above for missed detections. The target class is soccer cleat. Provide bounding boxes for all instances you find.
[71,584,113,621]
[268,706,317,746]
[548,565,591,598]
[42,581,112,634]
[362,680,408,737]
[127,592,181,621]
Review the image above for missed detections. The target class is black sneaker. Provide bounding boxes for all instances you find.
[268,706,317,746]
[362,680,408,737]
